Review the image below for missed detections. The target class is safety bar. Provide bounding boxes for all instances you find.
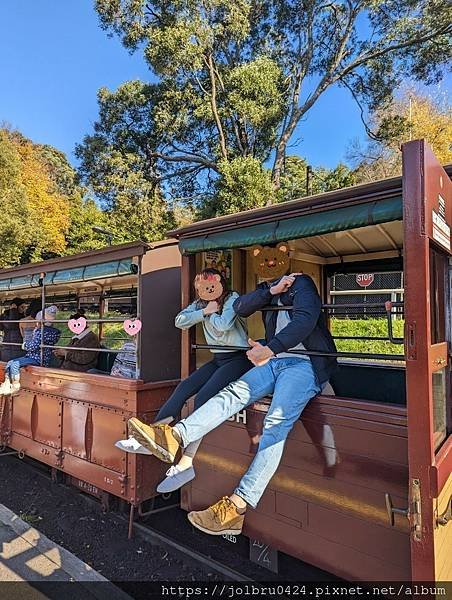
[258,300,404,345]
[259,301,404,311]
[192,344,405,362]
[0,341,131,353]
[332,335,395,341]
[0,342,131,354]
[40,345,131,354]
[385,301,404,344]
[0,318,135,324]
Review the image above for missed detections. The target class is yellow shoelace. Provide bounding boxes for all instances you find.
[211,497,234,523]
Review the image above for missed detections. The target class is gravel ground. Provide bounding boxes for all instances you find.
[0,455,218,585]
[0,454,336,593]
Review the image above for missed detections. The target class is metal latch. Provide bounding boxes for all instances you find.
[411,479,422,541]
[385,478,422,541]
[437,496,452,527]
[385,493,409,526]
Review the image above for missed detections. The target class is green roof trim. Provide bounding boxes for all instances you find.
[179,196,403,254]
[0,259,133,292]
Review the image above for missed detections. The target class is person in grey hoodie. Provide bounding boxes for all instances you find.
[116,268,251,493]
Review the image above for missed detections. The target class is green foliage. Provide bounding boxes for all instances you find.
[0,127,114,267]
[75,81,174,240]
[64,196,108,255]
[201,156,274,217]
[0,130,31,267]
[331,318,405,358]
[90,0,451,214]
[278,156,356,202]
[0,129,72,266]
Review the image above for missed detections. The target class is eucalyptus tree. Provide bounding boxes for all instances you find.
[87,0,450,213]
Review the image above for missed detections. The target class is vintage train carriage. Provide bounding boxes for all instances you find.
[0,240,181,526]
[170,140,452,582]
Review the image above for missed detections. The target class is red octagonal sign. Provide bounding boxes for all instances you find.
[356,273,374,287]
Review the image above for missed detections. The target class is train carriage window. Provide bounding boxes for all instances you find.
[429,247,450,448]
[432,368,447,449]
[429,248,447,345]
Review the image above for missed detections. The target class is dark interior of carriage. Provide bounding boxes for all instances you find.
[330,361,406,405]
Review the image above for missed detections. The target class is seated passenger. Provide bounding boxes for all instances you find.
[0,297,27,361]
[127,243,337,536]
[117,268,251,495]
[55,309,100,372]
[0,306,60,396]
[110,339,137,378]
[19,299,43,347]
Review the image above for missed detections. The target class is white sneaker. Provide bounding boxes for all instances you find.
[157,465,195,494]
[115,437,152,455]
[0,380,12,396]
[10,381,21,395]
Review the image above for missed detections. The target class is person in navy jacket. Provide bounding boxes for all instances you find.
[128,243,337,537]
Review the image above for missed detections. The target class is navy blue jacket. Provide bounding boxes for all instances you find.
[233,275,337,385]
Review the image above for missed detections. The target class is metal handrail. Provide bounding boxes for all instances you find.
[332,335,395,341]
[192,344,405,362]
[41,345,131,354]
[258,300,404,345]
[385,301,404,344]
[259,301,404,311]
[0,318,135,324]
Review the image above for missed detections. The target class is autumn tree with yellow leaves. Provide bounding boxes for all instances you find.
[0,128,106,267]
[13,132,70,260]
[350,88,451,182]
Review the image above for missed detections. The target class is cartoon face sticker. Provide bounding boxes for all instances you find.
[123,319,142,336]
[194,273,223,301]
[68,317,87,334]
[251,242,290,280]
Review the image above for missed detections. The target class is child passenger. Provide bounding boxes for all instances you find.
[116,268,251,493]
[0,306,60,396]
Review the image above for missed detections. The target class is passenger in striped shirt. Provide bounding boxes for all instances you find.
[110,340,137,379]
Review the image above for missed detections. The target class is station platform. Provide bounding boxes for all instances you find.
[0,503,132,600]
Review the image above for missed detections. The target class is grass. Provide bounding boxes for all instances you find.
[20,512,43,525]
[330,318,405,358]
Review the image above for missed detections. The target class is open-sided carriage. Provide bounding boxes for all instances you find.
[0,240,181,529]
[169,140,452,582]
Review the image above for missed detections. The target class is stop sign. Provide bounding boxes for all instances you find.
[356,273,374,287]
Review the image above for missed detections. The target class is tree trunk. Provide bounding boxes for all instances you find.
[271,115,300,195]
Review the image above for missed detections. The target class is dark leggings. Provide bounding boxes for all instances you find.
[156,351,251,422]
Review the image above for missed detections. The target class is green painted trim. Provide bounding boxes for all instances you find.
[179,196,403,254]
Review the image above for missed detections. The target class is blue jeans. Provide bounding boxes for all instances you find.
[174,357,321,508]
[5,357,40,379]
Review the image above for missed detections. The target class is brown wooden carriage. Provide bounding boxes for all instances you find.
[170,140,452,582]
[0,240,181,528]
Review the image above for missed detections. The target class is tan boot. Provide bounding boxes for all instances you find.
[127,418,180,463]
[188,497,245,536]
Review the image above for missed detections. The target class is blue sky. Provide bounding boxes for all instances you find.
[0,1,446,171]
